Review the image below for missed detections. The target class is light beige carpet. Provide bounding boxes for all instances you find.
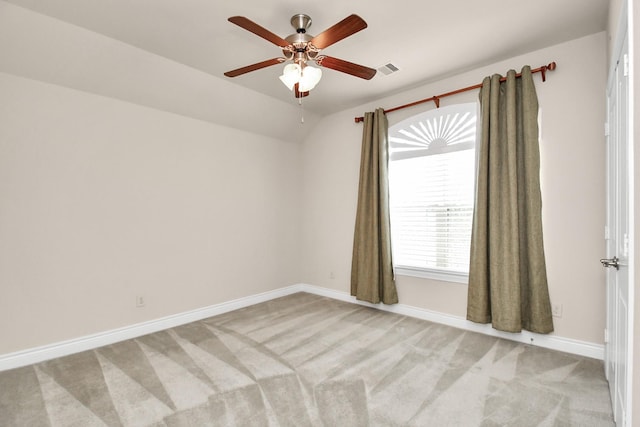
[0,292,614,426]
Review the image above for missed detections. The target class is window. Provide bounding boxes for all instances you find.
[388,103,477,283]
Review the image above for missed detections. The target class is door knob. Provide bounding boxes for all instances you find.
[600,256,620,270]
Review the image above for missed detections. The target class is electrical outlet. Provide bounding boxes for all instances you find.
[329,271,335,280]
[551,303,562,318]
[136,295,145,308]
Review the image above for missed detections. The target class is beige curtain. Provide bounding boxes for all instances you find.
[351,108,398,304]
[467,66,553,334]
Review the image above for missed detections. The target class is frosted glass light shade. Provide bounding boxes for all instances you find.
[298,66,322,92]
[279,63,322,92]
[279,63,301,90]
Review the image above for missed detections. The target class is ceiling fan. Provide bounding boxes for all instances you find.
[224,14,377,98]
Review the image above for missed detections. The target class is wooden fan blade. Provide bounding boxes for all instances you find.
[224,58,285,77]
[309,14,367,50]
[316,56,377,80]
[228,16,290,47]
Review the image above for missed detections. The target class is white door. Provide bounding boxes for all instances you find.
[603,34,630,426]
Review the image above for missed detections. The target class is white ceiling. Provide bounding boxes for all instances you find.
[3,0,609,117]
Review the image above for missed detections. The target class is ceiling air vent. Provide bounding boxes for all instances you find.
[378,63,399,75]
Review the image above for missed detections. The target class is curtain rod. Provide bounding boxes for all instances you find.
[354,62,557,123]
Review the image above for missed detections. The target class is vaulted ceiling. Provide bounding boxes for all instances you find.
[1,0,609,140]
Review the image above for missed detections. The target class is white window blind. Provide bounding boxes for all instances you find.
[388,103,477,280]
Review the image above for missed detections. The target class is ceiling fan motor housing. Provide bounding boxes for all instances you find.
[283,15,316,62]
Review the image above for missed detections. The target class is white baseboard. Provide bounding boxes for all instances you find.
[298,283,605,360]
[0,285,302,371]
[0,283,603,371]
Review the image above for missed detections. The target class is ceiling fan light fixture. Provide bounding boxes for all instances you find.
[279,62,322,92]
[298,65,322,92]
[279,63,301,90]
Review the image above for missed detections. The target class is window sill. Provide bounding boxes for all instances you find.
[394,266,468,284]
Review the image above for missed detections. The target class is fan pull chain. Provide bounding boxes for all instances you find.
[299,96,304,124]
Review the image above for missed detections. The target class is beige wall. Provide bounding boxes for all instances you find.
[301,32,608,345]
[0,73,302,354]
